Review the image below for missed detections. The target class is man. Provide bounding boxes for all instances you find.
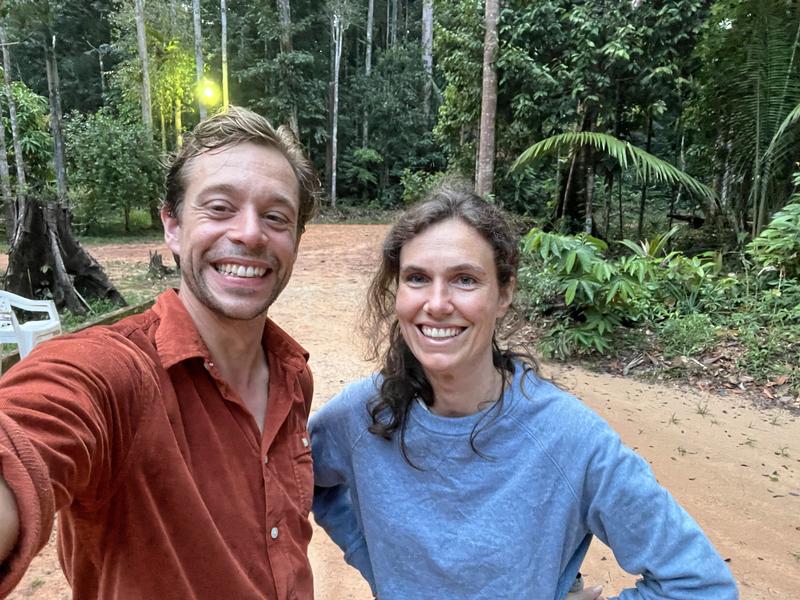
[0,106,319,599]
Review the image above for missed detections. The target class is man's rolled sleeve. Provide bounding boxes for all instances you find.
[0,412,55,597]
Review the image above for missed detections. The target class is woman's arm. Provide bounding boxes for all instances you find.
[309,393,376,592]
[582,422,738,599]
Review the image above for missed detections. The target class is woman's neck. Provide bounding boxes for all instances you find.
[426,363,504,417]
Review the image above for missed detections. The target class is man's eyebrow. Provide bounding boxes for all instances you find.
[197,184,298,212]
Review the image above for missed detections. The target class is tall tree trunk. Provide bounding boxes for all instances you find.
[192,0,206,120]
[44,36,67,206]
[1,25,27,210]
[584,147,595,234]
[174,96,184,147]
[330,10,345,208]
[0,102,12,239]
[421,0,433,121]
[637,113,653,239]
[390,0,398,47]
[134,0,153,134]
[276,0,299,135]
[475,0,498,197]
[618,173,624,238]
[362,0,373,146]
[221,0,229,110]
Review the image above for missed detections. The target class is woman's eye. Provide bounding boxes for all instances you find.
[456,275,476,287]
[406,273,427,285]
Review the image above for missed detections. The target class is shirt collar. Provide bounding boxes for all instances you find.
[152,289,309,372]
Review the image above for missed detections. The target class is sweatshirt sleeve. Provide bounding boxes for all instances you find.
[0,332,158,596]
[309,385,376,594]
[580,418,738,600]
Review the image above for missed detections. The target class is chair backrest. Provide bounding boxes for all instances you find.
[0,290,61,359]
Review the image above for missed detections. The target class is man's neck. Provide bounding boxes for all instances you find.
[178,291,271,431]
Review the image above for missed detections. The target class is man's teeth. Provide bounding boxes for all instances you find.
[421,326,462,339]
[216,264,267,278]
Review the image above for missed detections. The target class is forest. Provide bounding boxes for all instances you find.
[0,0,799,398]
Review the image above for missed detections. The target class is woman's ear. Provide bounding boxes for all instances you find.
[497,276,516,317]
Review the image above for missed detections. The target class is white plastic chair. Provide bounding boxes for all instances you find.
[0,290,62,359]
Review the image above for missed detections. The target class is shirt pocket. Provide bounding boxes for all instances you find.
[290,430,313,514]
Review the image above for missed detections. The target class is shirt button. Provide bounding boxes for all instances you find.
[270,527,279,540]
[263,455,269,464]
[301,437,309,448]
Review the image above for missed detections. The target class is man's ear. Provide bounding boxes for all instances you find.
[162,206,181,258]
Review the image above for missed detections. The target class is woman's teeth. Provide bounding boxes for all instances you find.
[421,326,462,339]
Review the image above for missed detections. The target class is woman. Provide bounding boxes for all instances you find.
[309,185,738,600]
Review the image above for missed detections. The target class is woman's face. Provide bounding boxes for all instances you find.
[395,218,514,380]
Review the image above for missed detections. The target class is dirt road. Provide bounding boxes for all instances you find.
[6,224,799,599]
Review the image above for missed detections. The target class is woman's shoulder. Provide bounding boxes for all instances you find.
[512,365,616,447]
[309,373,381,432]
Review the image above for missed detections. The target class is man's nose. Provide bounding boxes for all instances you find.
[230,208,266,248]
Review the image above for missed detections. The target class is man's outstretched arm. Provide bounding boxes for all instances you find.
[0,476,20,562]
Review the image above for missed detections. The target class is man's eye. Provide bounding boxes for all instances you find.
[264,212,290,227]
[209,203,231,214]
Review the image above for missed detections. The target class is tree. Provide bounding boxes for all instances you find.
[134,0,153,133]
[220,0,228,110]
[275,0,298,134]
[327,0,353,208]
[695,0,800,237]
[192,0,205,119]
[3,1,124,313]
[421,0,433,121]
[475,0,498,197]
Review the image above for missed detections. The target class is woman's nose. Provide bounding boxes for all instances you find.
[424,282,454,316]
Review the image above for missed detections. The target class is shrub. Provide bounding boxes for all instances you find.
[658,313,717,358]
[66,109,163,234]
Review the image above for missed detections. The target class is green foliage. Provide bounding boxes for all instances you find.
[658,313,717,358]
[340,147,382,201]
[0,78,51,183]
[512,132,715,203]
[520,225,725,357]
[399,169,448,206]
[747,175,800,278]
[65,109,162,233]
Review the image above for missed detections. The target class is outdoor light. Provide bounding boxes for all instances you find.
[196,78,221,108]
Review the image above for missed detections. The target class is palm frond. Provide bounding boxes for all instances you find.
[511,132,715,202]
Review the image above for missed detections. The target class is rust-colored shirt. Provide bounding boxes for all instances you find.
[0,290,314,599]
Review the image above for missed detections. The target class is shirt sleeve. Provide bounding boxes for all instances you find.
[0,332,158,595]
[580,420,739,600]
[309,388,376,594]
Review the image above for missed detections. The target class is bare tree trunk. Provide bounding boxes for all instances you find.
[618,173,624,238]
[192,0,206,120]
[637,113,653,239]
[134,0,153,133]
[44,37,67,207]
[1,25,27,207]
[584,147,595,234]
[475,0,498,197]
[276,0,299,135]
[175,97,183,147]
[221,0,229,110]
[330,10,345,208]
[0,103,12,239]
[362,0,373,146]
[421,0,433,121]
[602,172,613,237]
[390,0,397,47]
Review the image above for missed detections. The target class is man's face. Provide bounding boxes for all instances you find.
[162,142,301,323]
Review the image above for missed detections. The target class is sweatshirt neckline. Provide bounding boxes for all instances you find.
[409,363,524,435]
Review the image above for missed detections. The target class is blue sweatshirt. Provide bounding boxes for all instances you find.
[309,364,739,600]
